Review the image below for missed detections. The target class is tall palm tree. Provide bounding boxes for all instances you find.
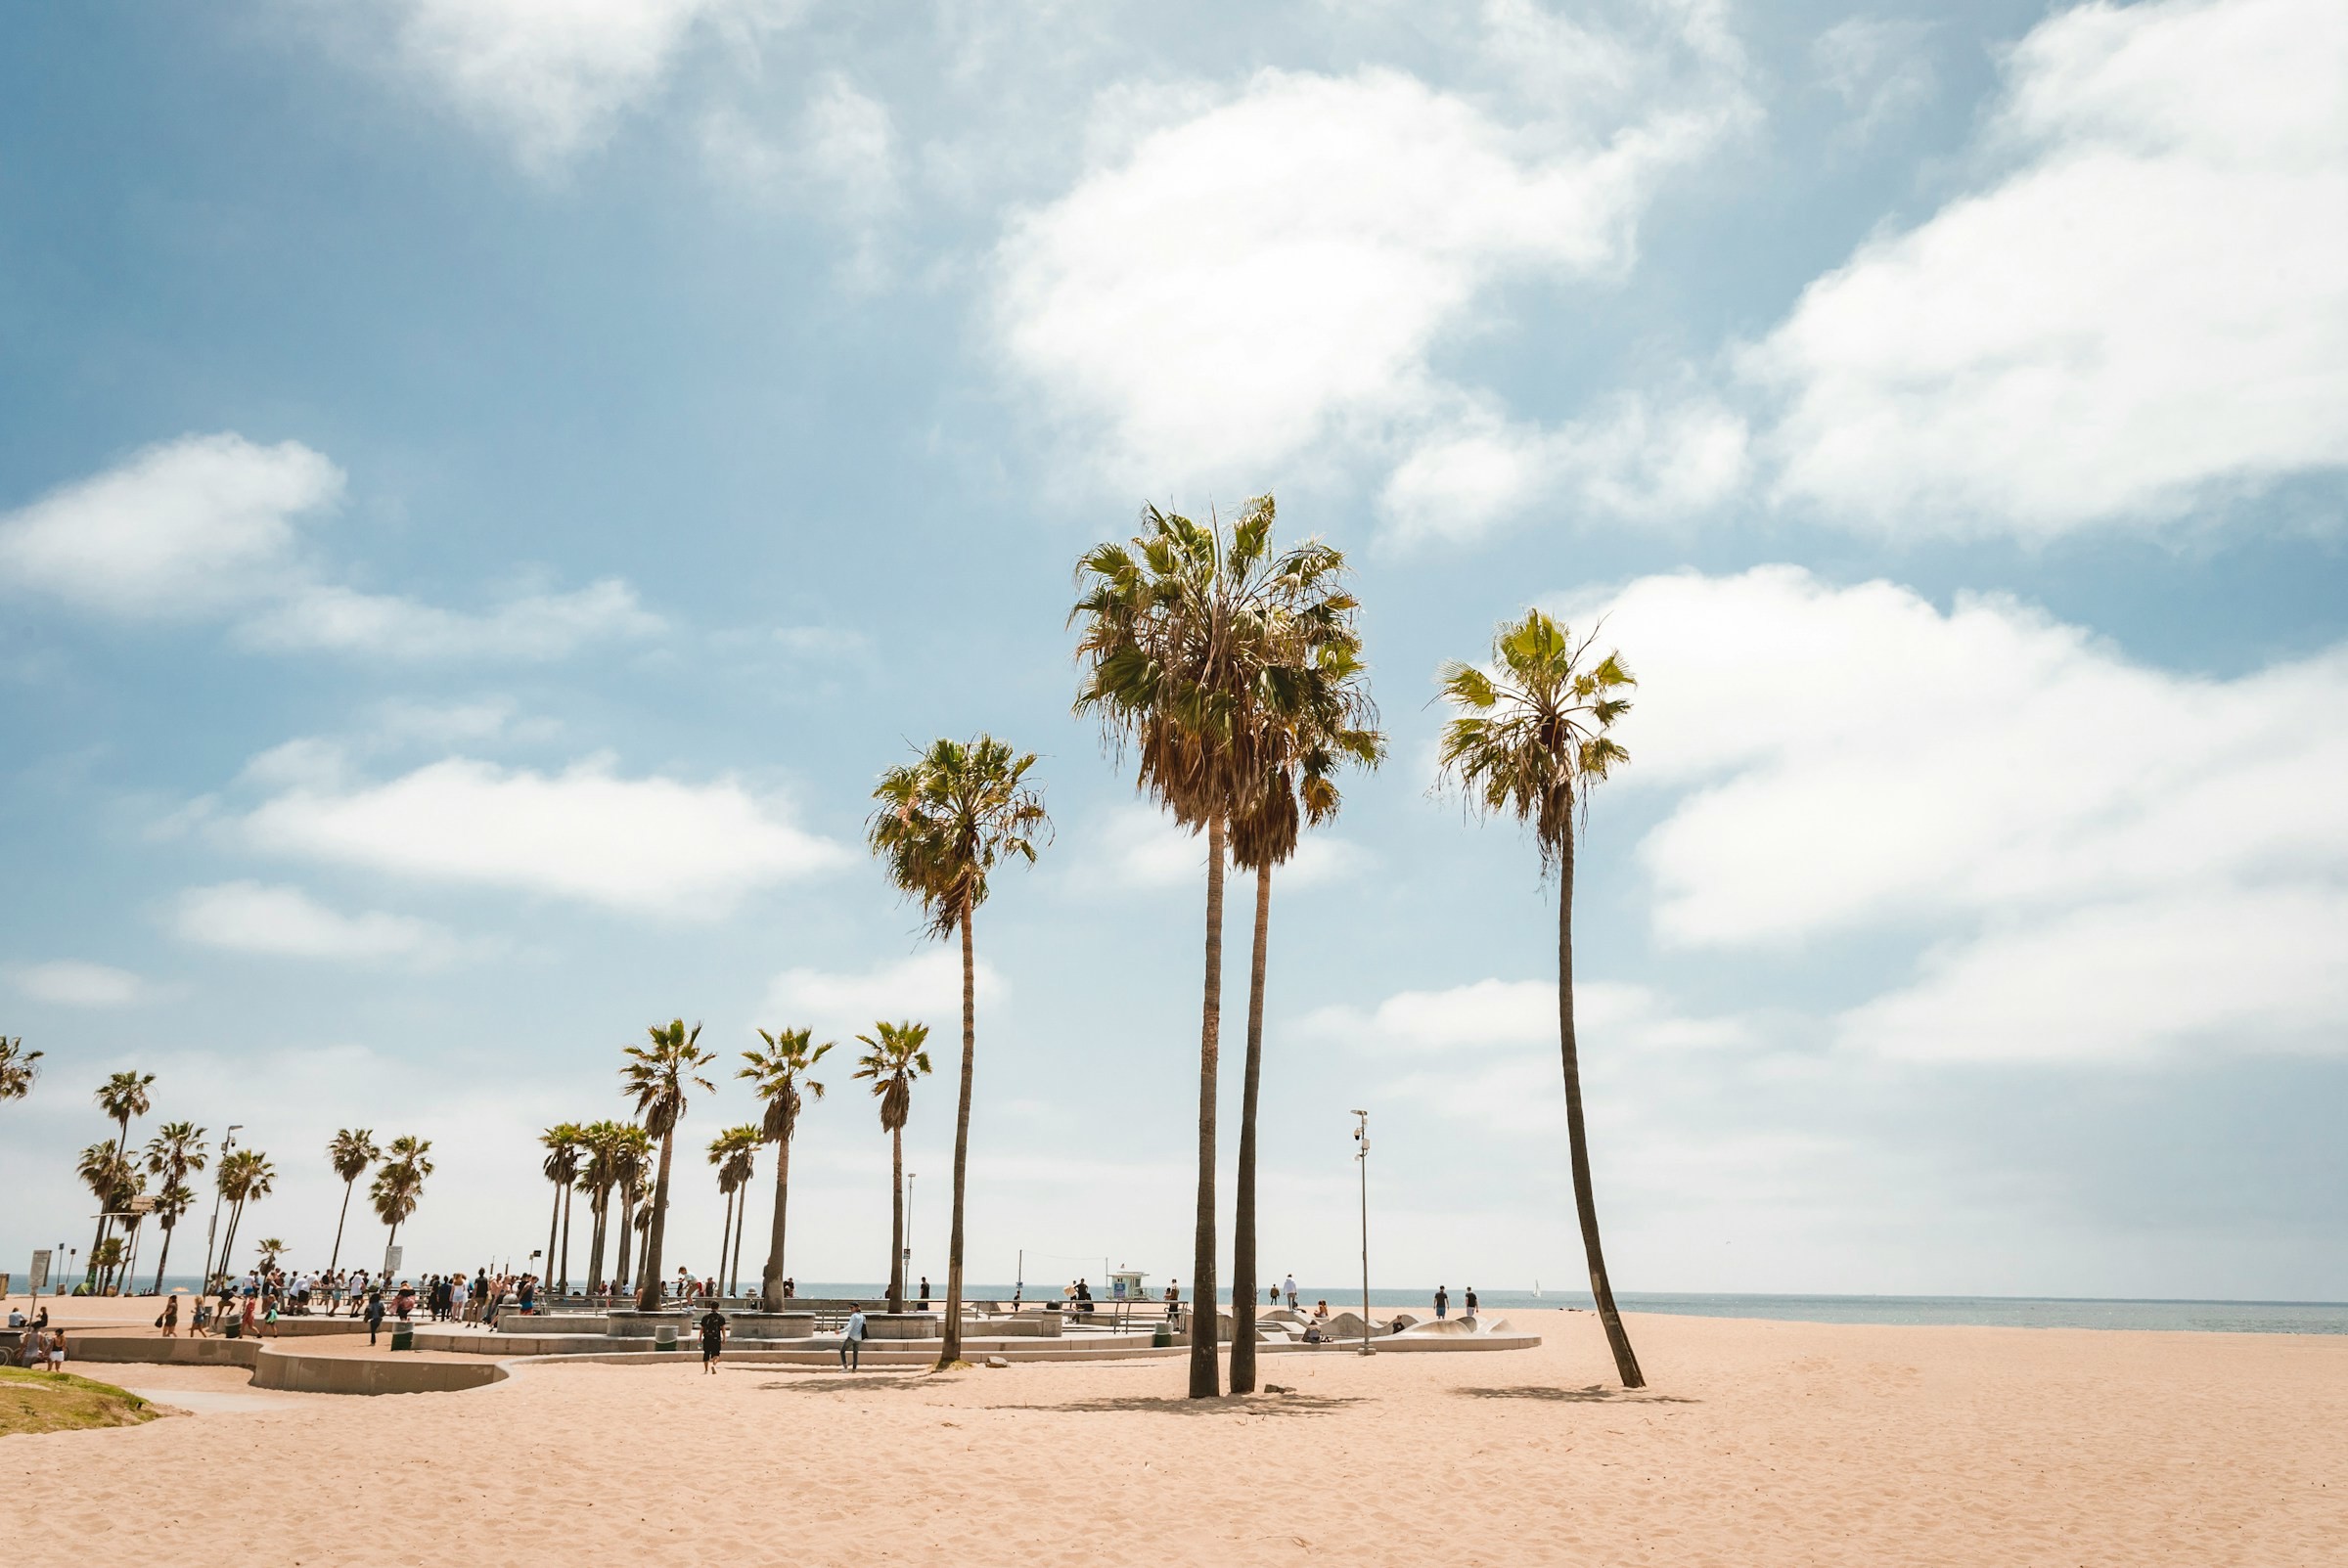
[325,1130,379,1274]
[214,1148,274,1281]
[1437,607,1644,1388]
[1072,496,1357,1397]
[143,1121,209,1294]
[370,1135,433,1267]
[852,1021,932,1315]
[706,1125,760,1298]
[0,1036,40,1100]
[75,1142,134,1291]
[619,1021,714,1311]
[868,734,1051,1367]
[574,1119,627,1293]
[540,1124,585,1295]
[740,1029,830,1312]
[610,1124,653,1294]
[1226,595,1382,1393]
[254,1237,289,1275]
[86,1070,157,1285]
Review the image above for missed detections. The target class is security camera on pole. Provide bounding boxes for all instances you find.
[1352,1109,1374,1357]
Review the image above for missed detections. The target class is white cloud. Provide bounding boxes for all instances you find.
[7,960,153,1008]
[1839,886,2348,1062]
[700,72,902,284]
[171,881,461,963]
[1380,393,1749,542]
[1576,567,2348,948]
[0,433,340,616]
[237,755,844,916]
[237,579,661,660]
[762,949,1005,1036]
[0,432,656,661]
[1062,805,1367,896]
[1750,0,2348,533]
[1812,17,1937,144]
[383,0,797,166]
[996,61,1740,491]
[1303,977,1753,1054]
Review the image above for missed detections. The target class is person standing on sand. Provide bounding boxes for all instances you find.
[240,1292,258,1337]
[1464,1286,1478,1323]
[47,1327,66,1372]
[1434,1284,1449,1321]
[700,1302,728,1373]
[161,1294,179,1337]
[365,1287,385,1345]
[919,1276,929,1310]
[1285,1274,1297,1310]
[839,1305,867,1370]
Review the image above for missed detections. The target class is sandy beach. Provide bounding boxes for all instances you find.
[6,1305,2340,1564]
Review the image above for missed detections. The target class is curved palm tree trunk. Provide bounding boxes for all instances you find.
[1558,825,1644,1388]
[887,1124,906,1314]
[329,1178,356,1274]
[638,1134,675,1311]
[559,1184,573,1296]
[614,1182,636,1293]
[728,1188,745,1298]
[939,905,978,1368]
[759,1137,792,1311]
[152,1220,177,1295]
[545,1180,563,1296]
[220,1199,245,1280]
[587,1188,609,1295]
[717,1188,734,1293]
[1229,858,1274,1394]
[1188,811,1228,1398]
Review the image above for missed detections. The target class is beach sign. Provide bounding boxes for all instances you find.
[28,1249,50,1296]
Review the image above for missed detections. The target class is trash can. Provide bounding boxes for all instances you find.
[1151,1324,1172,1348]
[390,1321,414,1352]
[655,1322,678,1352]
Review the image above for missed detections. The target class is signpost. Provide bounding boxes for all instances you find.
[383,1244,403,1280]
[30,1248,50,1301]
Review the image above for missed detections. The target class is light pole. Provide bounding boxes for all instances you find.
[199,1125,241,1293]
[1352,1110,1374,1356]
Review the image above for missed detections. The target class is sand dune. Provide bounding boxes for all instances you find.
[7,1308,2343,1564]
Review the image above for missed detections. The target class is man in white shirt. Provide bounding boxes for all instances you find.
[1283,1274,1298,1310]
[839,1306,867,1370]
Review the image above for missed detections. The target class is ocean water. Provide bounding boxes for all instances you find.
[110,1277,2348,1335]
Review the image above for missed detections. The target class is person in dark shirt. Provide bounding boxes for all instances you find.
[700,1305,728,1372]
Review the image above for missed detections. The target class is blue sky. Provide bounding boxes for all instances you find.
[3,0,2343,1301]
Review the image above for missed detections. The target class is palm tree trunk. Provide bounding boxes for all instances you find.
[887,1125,905,1314]
[86,1120,129,1286]
[588,1188,609,1295]
[1229,857,1274,1394]
[559,1183,573,1296]
[1558,824,1644,1388]
[329,1178,356,1274]
[717,1188,734,1294]
[1188,810,1228,1399]
[729,1186,746,1298]
[614,1182,636,1293]
[939,904,978,1368]
[544,1178,563,1296]
[152,1220,177,1295]
[638,1134,676,1311]
[759,1137,791,1311]
[221,1199,245,1281]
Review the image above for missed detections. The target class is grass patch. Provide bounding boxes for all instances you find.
[0,1366,167,1436]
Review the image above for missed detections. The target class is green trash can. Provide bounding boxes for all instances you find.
[1151,1323,1173,1348]
[390,1321,414,1352]
[655,1322,678,1352]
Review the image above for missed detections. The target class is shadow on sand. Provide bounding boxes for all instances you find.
[754,1373,941,1393]
[1455,1384,1698,1406]
[1039,1392,1366,1417]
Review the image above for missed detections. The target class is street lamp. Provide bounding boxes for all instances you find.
[200,1125,242,1293]
[1352,1110,1374,1356]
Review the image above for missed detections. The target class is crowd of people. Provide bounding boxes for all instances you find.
[147,1267,550,1340]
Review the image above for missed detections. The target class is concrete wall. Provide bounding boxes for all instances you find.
[250,1347,506,1396]
[68,1335,258,1368]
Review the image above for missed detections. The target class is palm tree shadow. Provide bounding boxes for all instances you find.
[1456,1384,1698,1405]
[1040,1393,1365,1417]
[756,1373,937,1393]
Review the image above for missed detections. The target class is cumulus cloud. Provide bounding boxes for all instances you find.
[6,960,153,1008]
[1750,0,2348,533]
[381,0,798,166]
[1302,977,1753,1055]
[700,72,903,284]
[0,433,658,660]
[171,881,461,963]
[762,949,1005,1036]
[236,754,844,916]
[1568,566,2348,1062]
[1061,805,1367,896]
[996,54,1744,495]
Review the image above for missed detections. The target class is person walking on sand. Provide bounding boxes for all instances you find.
[160,1294,179,1337]
[46,1327,67,1373]
[700,1301,728,1373]
[1434,1284,1449,1321]
[365,1287,385,1346]
[1285,1274,1298,1311]
[839,1305,867,1370]
[1464,1285,1479,1323]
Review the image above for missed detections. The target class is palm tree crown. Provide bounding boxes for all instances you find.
[869,736,1051,935]
[621,1021,714,1140]
[370,1136,433,1232]
[0,1036,40,1100]
[853,1021,932,1135]
[742,1028,831,1144]
[329,1129,380,1186]
[95,1070,156,1133]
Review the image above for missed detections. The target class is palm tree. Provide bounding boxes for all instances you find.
[574,1119,627,1294]
[214,1148,275,1281]
[75,1141,132,1290]
[143,1121,209,1294]
[370,1135,433,1266]
[868,734,1050,1366]
[852,1021,932,1315]
[540,1124,585,1296]
[1226,582,1382,1393]
[1072,496,1357,1397]
[325,1130,379,1274]
[705,1125,760,1298]
[619,1021,715,1311]
[610,1124,653,1294]
[254,1237,290,1275]
[86,1070,157,1285]
[1436,607,1644,1388]
[0,1036,40,1100]
[739,1029,831,1312]
[90,1236,125,1288]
